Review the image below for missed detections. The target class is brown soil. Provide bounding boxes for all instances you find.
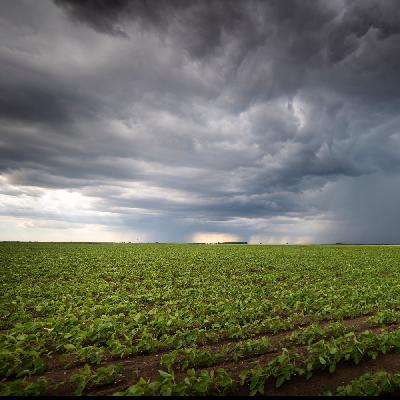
[267,352,400,396]
[91,342,400,397]
[33,315,398,396]
[41,313,373,374]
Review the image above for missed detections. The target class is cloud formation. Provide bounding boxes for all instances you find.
[1,0,400,242]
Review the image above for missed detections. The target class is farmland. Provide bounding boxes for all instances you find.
[1,243,400,396]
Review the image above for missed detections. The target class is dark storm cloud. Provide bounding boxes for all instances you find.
[54,0,333,62]
[0,82,70,125]
[1,0,400,242]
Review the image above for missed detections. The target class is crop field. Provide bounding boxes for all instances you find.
[2,243,400,396]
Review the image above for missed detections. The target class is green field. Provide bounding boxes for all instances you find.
[2,243,400,395]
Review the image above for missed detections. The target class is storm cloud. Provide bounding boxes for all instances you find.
[1,0,400,243]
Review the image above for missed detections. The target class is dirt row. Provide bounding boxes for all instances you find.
[92,322,400,396]
[42,312,374,374]
[33,315,399,395]
[242,352,400,396]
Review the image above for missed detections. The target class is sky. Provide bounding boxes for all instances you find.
[1,0,400,244]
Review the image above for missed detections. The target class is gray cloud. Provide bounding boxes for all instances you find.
[0,0,400,242]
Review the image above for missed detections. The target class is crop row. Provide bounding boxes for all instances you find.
[335,370,400,396]
[0,315,373,381]
[159,321,351,371]
[0,364,124,396]
[115,327,400,396]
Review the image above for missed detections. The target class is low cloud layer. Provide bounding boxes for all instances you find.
[1,0,400,243]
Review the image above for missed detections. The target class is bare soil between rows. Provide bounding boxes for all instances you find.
[41,312,373,374]
[27,314,399,396]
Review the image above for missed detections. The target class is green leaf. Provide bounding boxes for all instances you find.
[276,375,286,388]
